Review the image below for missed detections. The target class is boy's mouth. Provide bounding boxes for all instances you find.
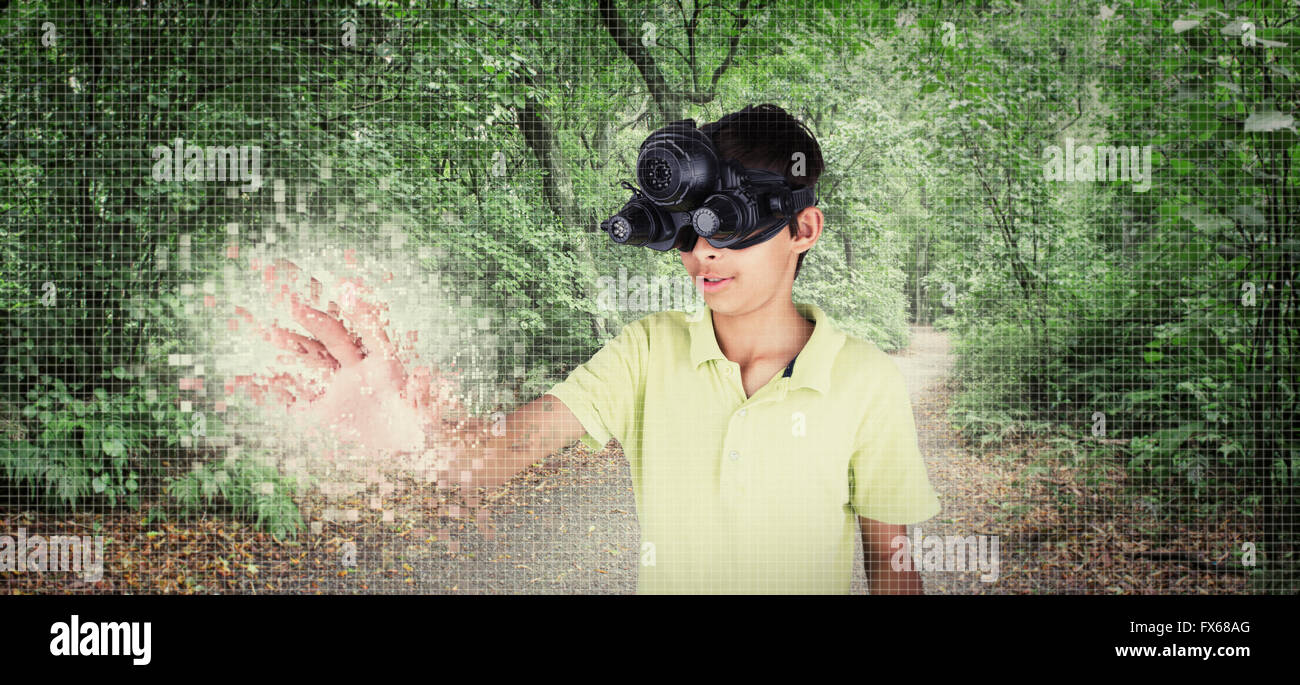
[697,275,733,292]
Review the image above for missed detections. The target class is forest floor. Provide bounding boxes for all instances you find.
[893,326,1251,594]
[4,326,1253,594]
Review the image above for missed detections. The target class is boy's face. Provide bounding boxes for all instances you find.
[679,207,822,315]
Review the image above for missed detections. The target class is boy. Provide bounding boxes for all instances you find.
[448,104,941,594]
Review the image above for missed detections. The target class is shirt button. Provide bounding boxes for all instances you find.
[729,450,740,461]
[738,409,747,417]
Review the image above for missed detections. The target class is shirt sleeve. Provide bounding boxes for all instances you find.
[848,356,942,525]
[544,319,647,452]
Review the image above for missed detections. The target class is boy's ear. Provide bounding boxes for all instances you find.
[793,206,824,249]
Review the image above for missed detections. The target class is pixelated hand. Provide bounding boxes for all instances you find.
[225,257,510,532]
[423,414,515,529]
[225,257,461,455]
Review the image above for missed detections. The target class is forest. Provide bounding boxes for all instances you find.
[0,0,1295,594]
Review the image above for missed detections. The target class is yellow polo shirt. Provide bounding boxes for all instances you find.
[545,301,941,594]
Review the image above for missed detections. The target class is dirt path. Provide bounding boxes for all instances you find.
[886,325,1007,594]
[880,326,1250,594]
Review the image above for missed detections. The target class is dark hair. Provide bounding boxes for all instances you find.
[704,104,824,280]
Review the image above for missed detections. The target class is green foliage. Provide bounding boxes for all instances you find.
[890,0,1298,580]
[1,372,182,512]
[2,0,1292,580]
[164,456,304,542]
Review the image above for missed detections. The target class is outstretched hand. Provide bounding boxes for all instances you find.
[224,257,501,523]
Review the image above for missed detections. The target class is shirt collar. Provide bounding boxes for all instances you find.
[687,301,845,394]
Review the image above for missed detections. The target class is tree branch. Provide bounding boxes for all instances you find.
[710,0,752,92]
[597,0,680,122]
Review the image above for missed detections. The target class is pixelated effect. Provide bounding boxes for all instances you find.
[0,2,1294,600]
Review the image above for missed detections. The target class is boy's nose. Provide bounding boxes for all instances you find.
[686,235,722,257]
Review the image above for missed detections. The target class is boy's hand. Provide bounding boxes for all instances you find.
[225,259,587,530]
[424,395,589,525]
[427,417,506,499]
[226,257,460,453]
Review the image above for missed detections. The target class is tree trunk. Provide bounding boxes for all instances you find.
[516,92,609,339]
[595,0,680,123]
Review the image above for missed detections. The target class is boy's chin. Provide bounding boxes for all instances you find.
[702,293,741,311]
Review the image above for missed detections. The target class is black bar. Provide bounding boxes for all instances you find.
[0,595,1289,673]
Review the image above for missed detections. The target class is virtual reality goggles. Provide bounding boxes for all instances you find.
[599,118,818,251]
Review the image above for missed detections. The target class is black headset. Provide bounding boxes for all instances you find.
[599,116,818,251]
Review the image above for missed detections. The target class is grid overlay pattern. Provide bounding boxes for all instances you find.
[0,2,1295,595]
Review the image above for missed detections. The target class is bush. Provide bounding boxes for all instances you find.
[2,372,170,511]
[163,455,304,541]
